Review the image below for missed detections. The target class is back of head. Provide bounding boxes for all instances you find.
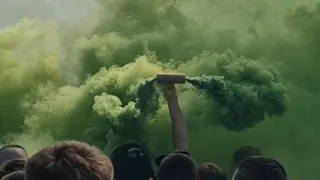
[0,159,26,178]
[232,156,287,180]
[158,153,197,180]
[155,151,191,168]
[0,171,24,180]
[3,159,26,173]
[230,145,262,174]
[198,163,227,180]
[110,142,154,180]
[25,140,114,180]
[0,145,27,166]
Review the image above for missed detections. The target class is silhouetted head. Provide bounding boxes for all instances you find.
[230,145,262,175]
[110,142,154,180]
[154,151,190,167]
[198,163,227,180]
[158,152,197,180]
[0,145,27,166]
[232,156,287,180]
[25,141,114,180]
[0,171,24,180]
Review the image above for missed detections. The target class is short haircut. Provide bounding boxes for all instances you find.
[230,145,262,174]
[0,145,26,152]
[25,140,114,180]
[0,159,26,177]
[0,145,28,165]
[155,151,191,167]
[0,171,24,180]
[198,163,227,180]
[110,142,154,180]
[158,153,197,180]
[232,156,287,180]
[232,146,262,163]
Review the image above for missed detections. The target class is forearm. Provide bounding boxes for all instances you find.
[167,98,189,151]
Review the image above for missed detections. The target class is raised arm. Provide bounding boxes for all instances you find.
[159,84,189,152]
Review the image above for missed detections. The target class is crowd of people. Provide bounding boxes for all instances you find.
[0,84,287,180]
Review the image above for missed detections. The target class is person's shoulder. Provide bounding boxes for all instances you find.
[154,151,191,167]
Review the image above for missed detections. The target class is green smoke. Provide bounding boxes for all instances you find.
[1,0,320,180]
[137,49,288,131]
[186,50,288,131]
[136,78,160,118]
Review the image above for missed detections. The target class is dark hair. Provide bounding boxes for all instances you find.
[110,142,154,180]
[232,146,262,163]
[155,151,191,167]
[158,153,197,180]
[230,145,262,174]
[232,156,287,180]
[0,159,26,178]
[25,140,114,180]
[198,163,227,180]
[0,145,26,153]
[0,171,24,180]
[0,168,6,179]
[0,145,28,166]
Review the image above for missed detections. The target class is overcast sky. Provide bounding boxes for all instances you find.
[0,0,99,28]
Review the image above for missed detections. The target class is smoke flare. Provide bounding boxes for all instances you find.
[1,1,320,179]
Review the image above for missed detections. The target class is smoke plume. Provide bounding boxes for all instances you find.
[1,0,320,179]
